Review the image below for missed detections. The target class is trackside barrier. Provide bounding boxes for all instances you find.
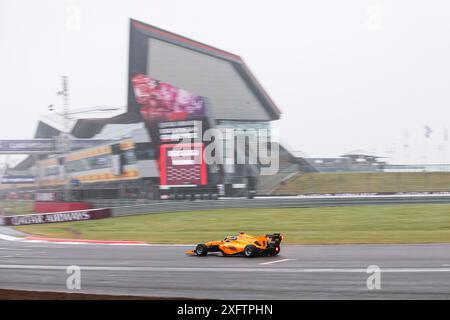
[34,201,92,213]
[1,208,112,226]
[110,195,450,217]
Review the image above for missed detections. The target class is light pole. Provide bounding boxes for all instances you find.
[56,75,72,201]
[48,76,122,201]
[56,76,69,132]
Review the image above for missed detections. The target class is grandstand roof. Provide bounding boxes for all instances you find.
[70,111,142,138]
[128,19,281,121]
[12,110,138,170]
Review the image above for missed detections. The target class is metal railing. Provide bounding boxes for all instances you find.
[110,195,450,217]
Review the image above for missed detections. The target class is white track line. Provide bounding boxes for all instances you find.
[0,233,193,246]
[0,234,22,242]
[260,259,295,265]
[19,241,192,246]
[1,265,450,273]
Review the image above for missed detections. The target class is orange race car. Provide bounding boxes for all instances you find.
[185,232,283,257]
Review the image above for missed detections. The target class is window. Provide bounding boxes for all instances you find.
[44,166,59,176]
[123,150,138,165]
[134,143,156,160]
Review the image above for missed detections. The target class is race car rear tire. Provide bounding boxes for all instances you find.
[244,245,258,257]
[195,244,208,256]
[273,246,280,256]
[264,246,280,256]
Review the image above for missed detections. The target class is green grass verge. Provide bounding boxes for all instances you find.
[15,204,450,244]
[274,172,450,194]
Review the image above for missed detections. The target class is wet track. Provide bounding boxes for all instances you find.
[1,238,450,299]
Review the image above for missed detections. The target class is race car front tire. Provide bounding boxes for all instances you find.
[195,244,208,256]
[244,245,258,257]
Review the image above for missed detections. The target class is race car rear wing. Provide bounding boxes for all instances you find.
[266,233,283,244]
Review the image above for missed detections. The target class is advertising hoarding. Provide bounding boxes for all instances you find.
[0,175,36,184]
[0,140,55,153]
[158,120,202,143]
[1,208,112,226]
[0,139,114,154]
[35,192,57,202]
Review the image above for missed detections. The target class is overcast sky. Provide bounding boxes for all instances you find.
[1,0,450,165]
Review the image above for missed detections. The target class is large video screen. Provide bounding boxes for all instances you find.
[132,73,205,122]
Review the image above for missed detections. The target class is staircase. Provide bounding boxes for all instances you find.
[256,163,301,195]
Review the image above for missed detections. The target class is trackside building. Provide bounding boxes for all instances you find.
[2,19,315,200]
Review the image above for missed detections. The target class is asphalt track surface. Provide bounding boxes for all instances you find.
[1,237,450,299]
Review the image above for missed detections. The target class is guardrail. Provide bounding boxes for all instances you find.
[83,198,152,208]
[111,195,450,216]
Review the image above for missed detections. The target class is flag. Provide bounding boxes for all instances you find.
[424,125,433,138]
[403,130,410,148]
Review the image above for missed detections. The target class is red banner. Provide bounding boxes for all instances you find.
[33,201,92,213]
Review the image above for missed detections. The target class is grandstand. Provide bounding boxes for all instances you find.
[257,143,317,194]
[304,152,387,173]
[273,172,450,195]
